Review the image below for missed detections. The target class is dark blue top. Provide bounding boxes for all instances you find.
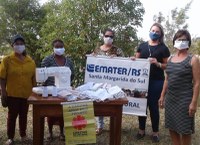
[137,42,170,80]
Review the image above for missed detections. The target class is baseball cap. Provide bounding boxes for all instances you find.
[11,34,25,45]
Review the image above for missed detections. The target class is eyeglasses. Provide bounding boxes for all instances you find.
[104,35,114,39]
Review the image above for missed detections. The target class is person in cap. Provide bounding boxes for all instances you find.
[0,34,36,145]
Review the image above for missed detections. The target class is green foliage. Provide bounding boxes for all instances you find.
[39,0,145,86]
[0,0,46,63]
[190,37,200,55]
[0,0,144,87]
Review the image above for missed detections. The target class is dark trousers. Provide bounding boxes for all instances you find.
[138,80,164,132]
[7,97,29,139]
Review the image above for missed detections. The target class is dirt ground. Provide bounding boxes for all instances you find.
[0,105,200,145]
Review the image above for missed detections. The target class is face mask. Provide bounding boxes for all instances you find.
[103,37,113,45]
[149,32,160,41]
[54,48,65,56]
[13,45,25,54]
[174,40,189,50]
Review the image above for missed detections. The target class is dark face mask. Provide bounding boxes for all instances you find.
[149,32,160,41]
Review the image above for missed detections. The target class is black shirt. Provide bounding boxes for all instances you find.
[137,41,170,80]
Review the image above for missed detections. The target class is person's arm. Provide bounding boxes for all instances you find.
[0,78,6,95]
[150,44,170,69]
[0,56,9,107]
[92,45,100,56]
[68,57,75,82]
[158,74,168,108]
[40,56,51,86]
[189,56,200,117]
[0,78,8,107]
[41,56,50,67]
[130,52,140,60]
[131,42,143,60]
[117,47,124,57]
[148,56,168,70]
[160,44,171,70]
[135,52,140,58]
[32,62,37,87]
[160,57,168,70]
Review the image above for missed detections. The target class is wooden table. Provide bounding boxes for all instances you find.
[28,94,128,145]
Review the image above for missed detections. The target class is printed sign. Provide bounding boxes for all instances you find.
[85,55,150,90]
[123,97,147,116]
[62,101,96,145]
[85,55,150,116]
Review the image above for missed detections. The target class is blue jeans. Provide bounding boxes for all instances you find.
[96,116,104,129]
[138,79,164,132]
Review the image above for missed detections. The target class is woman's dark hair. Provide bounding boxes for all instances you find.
[11,34,25,46]
[150,23,164,44]
[103,28,115,37]
[52,39,64,47]
[173,29,191,47]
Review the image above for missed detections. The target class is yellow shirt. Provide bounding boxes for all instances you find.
[0,53,36,99]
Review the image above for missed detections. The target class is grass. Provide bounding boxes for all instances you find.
[0,105,200,145]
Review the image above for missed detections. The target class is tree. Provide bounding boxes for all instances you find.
[39,0,145,86]
[192,37,200,55]
[0,0,46,63]
[153,1,192,52]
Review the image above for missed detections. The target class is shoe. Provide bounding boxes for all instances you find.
[136,132,145,140]
[5,139,14,145]
[96,128,103,135]
[152,135,159,143]
[21,136,28,142]
[47,135,53,141]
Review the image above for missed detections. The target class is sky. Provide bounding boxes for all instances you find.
[40,0,200,40]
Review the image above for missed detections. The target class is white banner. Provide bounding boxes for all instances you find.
[85,55,150,116]
[123,97,147,116]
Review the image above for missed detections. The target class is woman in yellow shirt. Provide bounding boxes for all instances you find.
[0,35,36,145]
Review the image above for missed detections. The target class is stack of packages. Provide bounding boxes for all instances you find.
[59,82,126,101]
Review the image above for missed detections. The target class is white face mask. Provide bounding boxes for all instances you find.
[103,37,113,45]
[174,40,189,50]
[13,45,25,54]
[54,48,65,56]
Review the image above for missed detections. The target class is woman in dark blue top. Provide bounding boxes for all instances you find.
[41,39,74,141]
[135,23,170,142]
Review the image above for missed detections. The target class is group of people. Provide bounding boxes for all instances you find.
[0,23,199,145]
[0,35,75,144]
[134,23,200,145]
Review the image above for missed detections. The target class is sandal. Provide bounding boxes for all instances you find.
[136,132,145,140]
[5,139,14,145]
[152,135,159,143]
[47,135,53,141]
[21,136,29,143]
[96,128,103,135]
